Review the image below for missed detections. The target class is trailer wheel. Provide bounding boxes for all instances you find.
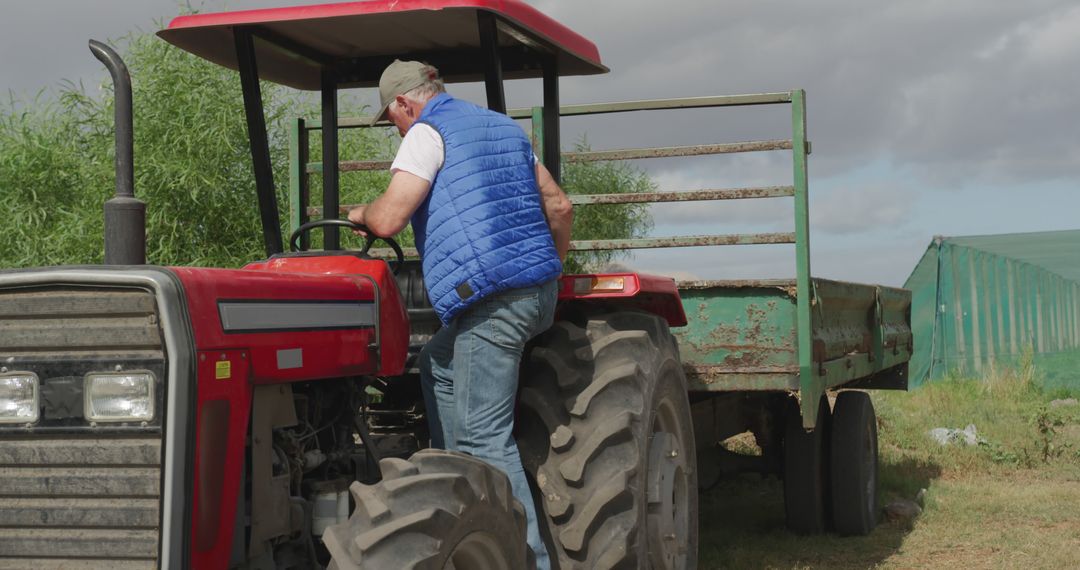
[782,395,832,534]
[516,311,698,569]
[830,391,878,536]
[323,449,529,570]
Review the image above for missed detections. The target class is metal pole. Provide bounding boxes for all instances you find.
[321,69,340,251]
[478,11,506,114]
[791,90,818,428]
[235,28,285,256]
[542,54,561,184]
[90,40,145,266]
[289,118,311,250]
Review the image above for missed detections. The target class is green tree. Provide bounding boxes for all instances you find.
[0,28,396,268]
[560,140,655,273]
[0,29,307,268]
[0,93,106,267]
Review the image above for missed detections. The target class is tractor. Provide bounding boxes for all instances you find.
[0,1,911,569]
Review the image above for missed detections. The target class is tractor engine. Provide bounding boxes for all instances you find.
[241,377,426,567]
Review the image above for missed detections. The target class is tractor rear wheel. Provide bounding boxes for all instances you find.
[323,449,529,570]
[516,310,698,569]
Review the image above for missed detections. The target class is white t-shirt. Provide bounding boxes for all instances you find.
[390,123,539,183]
[390,123,445,182]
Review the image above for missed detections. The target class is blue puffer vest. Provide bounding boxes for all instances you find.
[411,94,562,325]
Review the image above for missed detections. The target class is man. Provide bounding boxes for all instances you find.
[348,60,571,569]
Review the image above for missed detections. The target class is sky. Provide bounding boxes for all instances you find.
[1,0,1077,287]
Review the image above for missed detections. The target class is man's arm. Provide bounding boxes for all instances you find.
[535,162,573,261]
[348,170,431,237]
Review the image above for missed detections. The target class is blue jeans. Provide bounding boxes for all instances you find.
[419,280,557,570]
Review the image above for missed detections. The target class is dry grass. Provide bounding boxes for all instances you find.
[697,364,1080,569]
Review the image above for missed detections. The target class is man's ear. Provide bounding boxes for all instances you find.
[396,95,413,118]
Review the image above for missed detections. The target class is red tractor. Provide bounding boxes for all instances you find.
[0,2,696,569]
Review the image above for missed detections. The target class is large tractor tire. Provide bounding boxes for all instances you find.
[830,391,879,536]
[782,395,832,535]
[323,449,529,570]
[517,310,698,569]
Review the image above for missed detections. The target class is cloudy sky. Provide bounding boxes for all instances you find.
[2,0,1077,286]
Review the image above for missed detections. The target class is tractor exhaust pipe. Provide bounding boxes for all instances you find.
[90,40,146,265]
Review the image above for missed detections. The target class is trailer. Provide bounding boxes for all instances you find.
[0,2,910,569]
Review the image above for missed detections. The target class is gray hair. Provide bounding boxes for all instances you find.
[402,78,445,103]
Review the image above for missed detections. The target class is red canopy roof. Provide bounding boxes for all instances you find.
[158,0,607,90]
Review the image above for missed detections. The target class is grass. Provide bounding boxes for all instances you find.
[697,360,1080,569]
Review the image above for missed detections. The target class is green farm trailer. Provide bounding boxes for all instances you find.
[291,90,913,540]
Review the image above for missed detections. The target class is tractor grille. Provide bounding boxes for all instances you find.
[0,286,165,569]
[0,437,161,568]
[0,287,162,359]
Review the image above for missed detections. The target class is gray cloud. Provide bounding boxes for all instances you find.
[646,155,794,228]
[623,236,927,287]
[535,0,1080,186]
[810,184,914,236]
[5,0,1076,188]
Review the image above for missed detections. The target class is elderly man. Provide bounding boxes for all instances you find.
[348,60,571,569]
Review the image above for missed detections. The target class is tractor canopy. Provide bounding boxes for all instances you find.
[156,0,604,255]
[158,0,607,89]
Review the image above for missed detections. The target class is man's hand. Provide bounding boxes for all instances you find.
[347,205,368,237]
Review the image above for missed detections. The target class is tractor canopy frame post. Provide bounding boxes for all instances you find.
[477,11,507,114]
[321,69,341,251]
[542,54,561,183]
[235,27,285,257]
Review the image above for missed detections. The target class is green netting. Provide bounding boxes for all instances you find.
[904,230,1080,388]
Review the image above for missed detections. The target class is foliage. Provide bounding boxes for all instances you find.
[1,32,277,267]
[1034,405,1074,462]
[876,359,1079,472]
[125,31,292,266]
[559,139,654,273]
[0,93,105,267]
[0,30,390,268]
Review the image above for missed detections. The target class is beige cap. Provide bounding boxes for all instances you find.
[372,60,438,126]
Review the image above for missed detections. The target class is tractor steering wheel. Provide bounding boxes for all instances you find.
[288,219,405,274]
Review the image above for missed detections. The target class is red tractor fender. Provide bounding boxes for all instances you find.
[558,272,687,327]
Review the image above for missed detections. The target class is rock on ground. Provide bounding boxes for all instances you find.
[883,499,922,522]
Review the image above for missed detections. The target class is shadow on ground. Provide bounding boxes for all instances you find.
[696,455,943,569]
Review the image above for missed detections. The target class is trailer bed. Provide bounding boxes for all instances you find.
[675,278,911,393]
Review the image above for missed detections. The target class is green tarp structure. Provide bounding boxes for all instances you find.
[904,229,1080,388]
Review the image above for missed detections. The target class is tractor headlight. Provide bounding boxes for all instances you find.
[84,371,155,422]
[0,372,39,424]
